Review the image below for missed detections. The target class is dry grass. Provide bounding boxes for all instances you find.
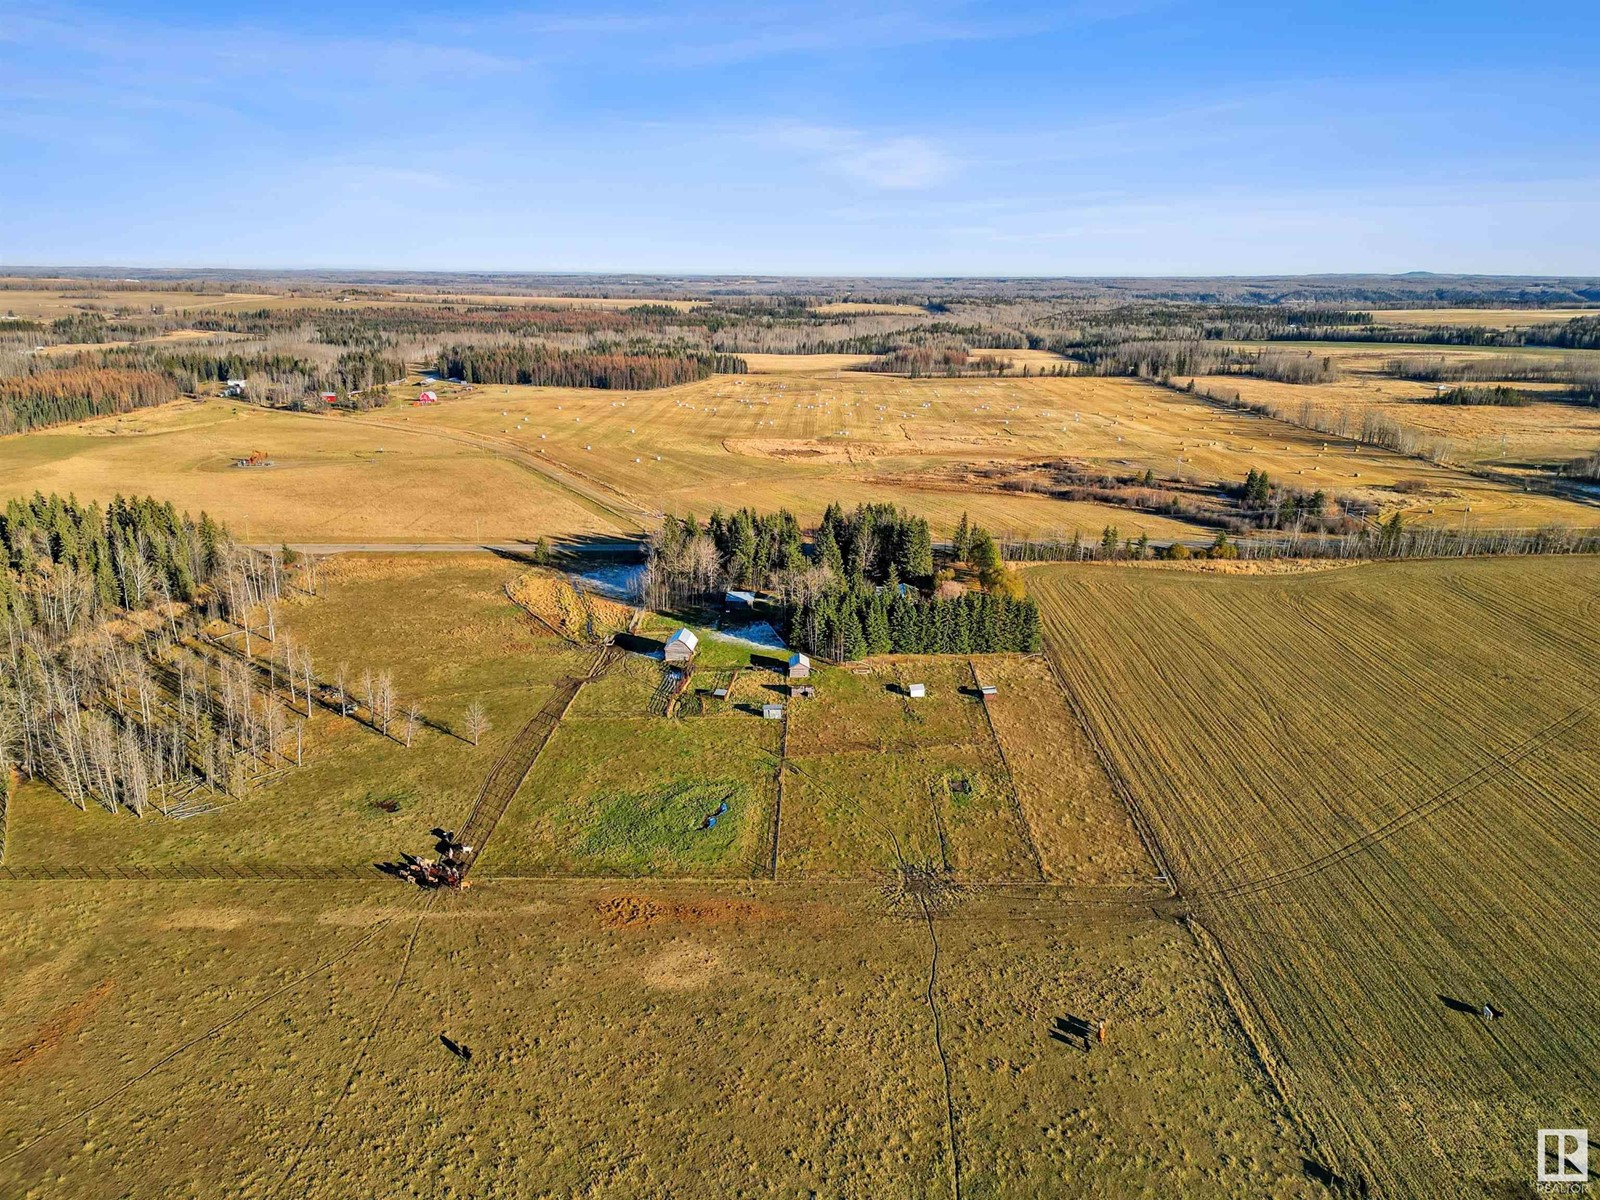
[0,401,623,542]
[1366,307,1600,328]
[507,567,633,641]
[807,301,930,315]
[1195,343,1600,487]
[390,370,1600,533]
[8,357,1594,541]
[0,286,281,318]
[1032,555,1600,1197]
[0,878,1315,1198]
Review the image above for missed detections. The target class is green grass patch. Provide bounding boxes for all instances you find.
[576,780,750,871]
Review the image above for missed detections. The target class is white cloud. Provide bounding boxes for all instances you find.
[767,123,956,190]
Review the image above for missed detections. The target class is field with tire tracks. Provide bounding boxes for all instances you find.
[1032,556,1600,1196]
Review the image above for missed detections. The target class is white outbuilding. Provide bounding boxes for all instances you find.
[663,628,699,663]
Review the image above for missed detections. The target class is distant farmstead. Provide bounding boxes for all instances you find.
[663,628,699,663]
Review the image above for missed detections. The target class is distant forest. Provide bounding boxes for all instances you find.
[3,273,1599,443]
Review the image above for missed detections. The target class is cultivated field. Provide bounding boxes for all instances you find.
[0,285,283,318]
[1031,555,1600,1197]
[1195,340,1600,486]
[4,351,1596,543]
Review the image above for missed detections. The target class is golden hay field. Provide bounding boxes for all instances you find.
[397,366,1597,532]
[0,286,282,318]
[3,355,1597,545]
[1196,341,1600,481]
[33,329,247,358]
[808,301,931,315]
[1365,307,1600,328]
[0,401,628,542]
[1032,555,1600,1198]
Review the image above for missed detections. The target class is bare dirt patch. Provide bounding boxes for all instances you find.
[595,894,786,929]
[639,941,726,991]
[6,979,115,1071]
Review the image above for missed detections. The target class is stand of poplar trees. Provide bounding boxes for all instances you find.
[0,493,416,821]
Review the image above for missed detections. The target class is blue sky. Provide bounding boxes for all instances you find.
[4,0,1599,274]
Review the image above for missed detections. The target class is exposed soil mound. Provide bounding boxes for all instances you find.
[595,895,785,929]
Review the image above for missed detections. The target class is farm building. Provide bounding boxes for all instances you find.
[321,391,338,405]
[786,652,811,679]
[979,684,998,697]
[724,590,756,610]
[761,703,784,720]
[907,683,927,699]
[415,390,438,405]
[222,378,247,397]
[663,628,699,663]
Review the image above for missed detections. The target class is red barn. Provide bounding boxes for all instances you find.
[321,391,338,405]
[415,390,438,404]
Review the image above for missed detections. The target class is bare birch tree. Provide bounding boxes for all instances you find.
[463,700,489,747]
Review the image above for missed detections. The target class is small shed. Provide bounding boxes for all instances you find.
[762,703,784,720]
[907,683,926,699]
[979,684,998,697]
[711,687,730,700]
[321,391,338,405]
[786,652,811,680]
[792,684,815,699]
[663,628,699,663]
[724,590,756,610]
[222,378,247,397]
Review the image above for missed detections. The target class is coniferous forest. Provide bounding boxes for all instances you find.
[640,502,1039,660]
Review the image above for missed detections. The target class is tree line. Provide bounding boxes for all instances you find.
[113,346,408,399]
[436,342,747,389]
[0,492,225,628]
[792,583,1039,660]
[641,502,1037,661]
[0,366,181,436]
[853,346,1019,377]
